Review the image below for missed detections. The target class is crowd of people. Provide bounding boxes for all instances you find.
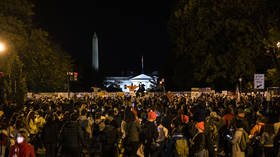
[0,92,280,157]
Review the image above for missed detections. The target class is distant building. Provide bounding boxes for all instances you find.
[105,73,158,92]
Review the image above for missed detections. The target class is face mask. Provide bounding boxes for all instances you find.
[16,136,24,144]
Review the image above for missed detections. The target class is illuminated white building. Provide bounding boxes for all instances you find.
[105,73,158,92]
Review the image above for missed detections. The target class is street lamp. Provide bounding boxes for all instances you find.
[238,77,242,93]
[0,41,6,104]
[277,41,280,49]
[0,42,6,54]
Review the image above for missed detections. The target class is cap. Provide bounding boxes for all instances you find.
[195,121,205,131]
[148,111,157,121]
[182,115,189,123]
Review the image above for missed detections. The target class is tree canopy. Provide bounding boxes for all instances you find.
[0,0,72,103]
[168,0,280,90]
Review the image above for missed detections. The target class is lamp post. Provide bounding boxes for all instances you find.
[0,42,6,54]
[277,41,280,49]
[0,41,6,103]
[238,77,242,93]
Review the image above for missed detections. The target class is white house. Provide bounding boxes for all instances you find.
[105,73,158,92]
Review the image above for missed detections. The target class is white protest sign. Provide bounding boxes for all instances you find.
[254,74,264,89]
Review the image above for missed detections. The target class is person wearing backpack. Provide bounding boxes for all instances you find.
[141,110,158,157]
[231,119,248,157]
[205,112,220,157]
[155,118,169,157]
[190,121,208,157]
[165,123,188,157]
[274,126,280,157]
[249,117,265,157]
[260,123,276,157]
[173,125,189,157]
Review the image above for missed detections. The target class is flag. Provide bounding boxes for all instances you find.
[141,56,144,73]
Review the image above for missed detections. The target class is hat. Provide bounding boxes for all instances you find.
[182,115,189,123]
[148,111,157,121]
[195,121,205,131]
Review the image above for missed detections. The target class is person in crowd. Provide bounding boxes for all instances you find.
[42,113,60,157]
[78,109,91,155]
[59,112,85,157]
[205,112,221,157]
[274,126,280,157]
[166,122,189,157]
[155,118,168,157]
[261,123,276,157]
[100,117,118,157]
[0,110,8,157]
[124,108,141,157]
[231,119,248,157]
[249,117,265,157]
[235,109,249,133]
[190,121,208,157]
[1,91,280,157]
[8,129,36,157]
[141,110,158,157]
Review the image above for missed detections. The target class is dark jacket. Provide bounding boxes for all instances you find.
[141,121,158,145]
[101,124,118,149]
[191,132,206,153]
[42,119,60,144]
[126,121,141,142]
[60,121,85,148]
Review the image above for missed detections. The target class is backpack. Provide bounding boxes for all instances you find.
[141,121,158,145]
[174,137,189,157]
[240,130,249,152]
[157,127,165,142]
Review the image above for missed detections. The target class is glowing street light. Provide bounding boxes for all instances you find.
[277,41,280,49]
[0,42,6,54]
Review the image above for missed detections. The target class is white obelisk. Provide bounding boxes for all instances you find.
[92,32,99,71]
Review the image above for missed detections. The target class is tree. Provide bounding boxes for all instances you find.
[0,14,29,104]
[0,0,34,24]
[168,0,280,90]
[22,29,72,92]
[3,54,27,104]
[0,0,73,104]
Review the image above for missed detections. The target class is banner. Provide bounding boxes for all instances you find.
[254,74,264,89]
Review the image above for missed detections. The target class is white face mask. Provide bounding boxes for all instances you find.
[16,136,24,144]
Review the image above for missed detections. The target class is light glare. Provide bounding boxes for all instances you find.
[0,42,6,53]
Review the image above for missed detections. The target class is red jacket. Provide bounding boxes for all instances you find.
[9,142,36,157]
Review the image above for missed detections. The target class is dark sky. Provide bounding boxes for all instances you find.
[34,0,174,75]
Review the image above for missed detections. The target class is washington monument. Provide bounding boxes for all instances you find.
[92,32,99,71]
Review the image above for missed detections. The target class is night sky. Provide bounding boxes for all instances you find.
[34,0,174,75]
